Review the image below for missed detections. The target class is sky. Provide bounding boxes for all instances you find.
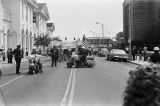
[37,0,124,41]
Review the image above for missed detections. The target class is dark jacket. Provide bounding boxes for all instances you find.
[150,52,160,63]
[13,48,22,59]
[50,48,59,59]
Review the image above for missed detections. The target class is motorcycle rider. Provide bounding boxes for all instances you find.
[150,47,160,63]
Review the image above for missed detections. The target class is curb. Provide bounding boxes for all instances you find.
[129,61,150,66]
[0,56,47,69]
[128,61,141,65]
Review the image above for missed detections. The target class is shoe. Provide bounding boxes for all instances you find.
[16,72,21,74]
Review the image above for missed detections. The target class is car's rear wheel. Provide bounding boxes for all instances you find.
[124,59,128,62]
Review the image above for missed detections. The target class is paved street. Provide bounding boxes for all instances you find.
[0,56,137,106]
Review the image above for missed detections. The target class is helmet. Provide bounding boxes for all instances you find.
[154,47,159,51]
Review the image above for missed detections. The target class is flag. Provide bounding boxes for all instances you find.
[82,38,91,49]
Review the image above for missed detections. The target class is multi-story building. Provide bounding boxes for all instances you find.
[0,1,51,54]
[88,37,113,47]
[2,0,38,54]
[123,0,160,47]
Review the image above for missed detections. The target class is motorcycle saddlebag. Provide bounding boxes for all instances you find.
[86,56,94,61]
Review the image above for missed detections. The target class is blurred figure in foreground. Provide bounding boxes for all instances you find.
[123,64,160,106]
[150,47,160,64]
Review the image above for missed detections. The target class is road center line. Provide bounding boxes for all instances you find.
[0,75,24,88]
[61,68,74,106]
[68,68,76,106]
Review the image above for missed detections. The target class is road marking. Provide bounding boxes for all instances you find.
[0,75,24,88]
[61,68,74,106]
[68,68,76,106]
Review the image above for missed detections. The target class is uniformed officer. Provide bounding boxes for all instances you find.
[13,45,22,74]
[150,47,160,64]
[50,46,59,67]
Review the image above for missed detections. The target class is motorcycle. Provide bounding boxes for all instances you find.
[27,55,43,74]
[67,55,95,68]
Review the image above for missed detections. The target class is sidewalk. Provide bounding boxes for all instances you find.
[0,55,46,69]
[129,56,150,65]
[0,58,28,69]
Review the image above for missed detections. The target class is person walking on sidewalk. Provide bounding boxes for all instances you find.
[50,46,59,67]
[149,47,160,64]
[143,45,147,61]
[13,45,22,74]
[138,46,142,60]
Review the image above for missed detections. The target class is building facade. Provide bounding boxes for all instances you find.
[34,3,50,37]
[0,0,3,50]
[88,37,113,47]
[123,0,160,47]
[1,0,38,54]
[0,0,52,55]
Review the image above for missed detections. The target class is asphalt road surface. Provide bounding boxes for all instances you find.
[0,56,137,106]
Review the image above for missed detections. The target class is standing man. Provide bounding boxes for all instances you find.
[143,45,147,61]
[149,47,160,63]
[13,45,22,74]
[50,46,59,67]
[25,48,28,56]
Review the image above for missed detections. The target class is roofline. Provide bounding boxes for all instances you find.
[26,0,38,8]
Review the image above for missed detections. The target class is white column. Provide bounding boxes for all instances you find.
[22,35,26,53]
[4,34,7,52]
[0,31,3,49]
[28,36,30,54]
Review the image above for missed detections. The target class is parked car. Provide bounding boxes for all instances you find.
[106,49,129,62]
[98,48,109,57]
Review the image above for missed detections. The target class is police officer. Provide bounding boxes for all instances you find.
[13,45,22,74]
[50,46,59,67]
[150,47,160,64]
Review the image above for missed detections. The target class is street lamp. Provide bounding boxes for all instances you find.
[89,30,96,46]
[96,22,104,38]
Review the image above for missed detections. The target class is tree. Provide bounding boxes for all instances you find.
[34,34,51,47]
[116,32,124,48]
[52,36,62,42]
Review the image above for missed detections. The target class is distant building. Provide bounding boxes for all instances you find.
[88,37,113,47]
[123,0,160,46]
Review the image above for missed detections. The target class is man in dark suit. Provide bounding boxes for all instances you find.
[50,46,59,67]
[13,45,22,74]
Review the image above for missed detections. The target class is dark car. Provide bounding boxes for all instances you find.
[107,49,129,62]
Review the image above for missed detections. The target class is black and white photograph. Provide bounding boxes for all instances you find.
[0,0,160,106]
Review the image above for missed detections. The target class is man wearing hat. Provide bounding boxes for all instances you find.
[13,45,22,74]
[150,47,160,63]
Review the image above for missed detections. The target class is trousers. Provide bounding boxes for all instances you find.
[52,58,57,67]
[15,58,21,73]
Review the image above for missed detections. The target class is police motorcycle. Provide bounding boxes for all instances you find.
[67,52,95,68]
[27,54,43,74]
